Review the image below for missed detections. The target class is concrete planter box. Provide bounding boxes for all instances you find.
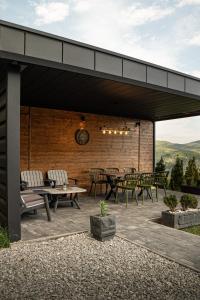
[181,185,200,195]
[90,215,116,241]
[162,210,200,229]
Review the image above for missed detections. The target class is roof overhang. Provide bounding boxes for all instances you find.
[0,20,200,121]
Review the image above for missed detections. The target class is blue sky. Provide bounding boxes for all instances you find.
[0,0,199,143]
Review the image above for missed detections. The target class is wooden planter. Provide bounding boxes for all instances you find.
[162,210,200,229]
[181,185,200,195]
[90,214,116,241]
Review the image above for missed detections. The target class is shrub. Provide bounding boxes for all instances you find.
[180,194,198,211]
[184,157,199,186]
[163,195,178,212]
[155,157,166,173]
[170,157,184,191]
[0,227,10,249]
[99,200,108,217]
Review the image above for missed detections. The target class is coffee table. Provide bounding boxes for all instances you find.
[42,187,87,211]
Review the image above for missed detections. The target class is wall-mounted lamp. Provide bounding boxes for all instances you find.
[79,115,86,130]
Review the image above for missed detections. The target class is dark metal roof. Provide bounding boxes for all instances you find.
[0,19,200,121]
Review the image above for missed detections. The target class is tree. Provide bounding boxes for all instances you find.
[184,157,199,186]
[155,156,166,172]
[170,156,184,191]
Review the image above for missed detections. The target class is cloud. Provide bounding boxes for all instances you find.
[177,0,200,7]
[34,1,69,25]
[188,33,200,46]
[70,1,178,69]
[156,116,200,143]
[120,4,174,27]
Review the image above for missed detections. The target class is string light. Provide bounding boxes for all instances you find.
[99,126,131,136]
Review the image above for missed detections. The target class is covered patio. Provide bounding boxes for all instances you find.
[0,20,200,242]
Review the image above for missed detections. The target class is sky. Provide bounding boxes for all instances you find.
[0,0,199,143]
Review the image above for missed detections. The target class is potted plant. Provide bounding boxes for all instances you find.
[90,200,116,241]
[162,194,200,229]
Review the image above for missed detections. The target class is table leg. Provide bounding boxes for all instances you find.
[73,193,80,209]
[44,194,51,221]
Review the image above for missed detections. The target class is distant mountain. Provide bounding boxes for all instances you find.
[156,140,200,171]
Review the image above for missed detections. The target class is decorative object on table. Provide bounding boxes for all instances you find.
[63,182,67,191]
[161,194,200,229]
[90,200,116,241]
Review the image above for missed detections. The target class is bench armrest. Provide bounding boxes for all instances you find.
[69,177,78,185]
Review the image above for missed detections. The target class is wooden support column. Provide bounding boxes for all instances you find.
[0,65,21,241]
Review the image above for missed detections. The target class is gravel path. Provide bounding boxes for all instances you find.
[0,233,200,300]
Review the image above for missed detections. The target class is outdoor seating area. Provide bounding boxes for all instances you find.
[89,168,168,205]
[20,168,168,224]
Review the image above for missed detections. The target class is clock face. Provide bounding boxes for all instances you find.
[75,129,89,145]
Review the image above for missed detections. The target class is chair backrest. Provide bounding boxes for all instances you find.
[154,171,169,185]
[125,173,140,181]
[21,170,44,188]
[123,167,136,174]
[47,170,69,185]
[140,173,155,185]
[89,168,105,182]
[105,168,119,174]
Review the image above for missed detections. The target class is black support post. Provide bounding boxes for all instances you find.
[0,64,21,241]
[153,121,156,172]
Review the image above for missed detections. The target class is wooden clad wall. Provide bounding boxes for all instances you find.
[20,106,153,188]
[0,74,7,227]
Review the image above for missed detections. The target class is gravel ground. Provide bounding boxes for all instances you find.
[0,233,200,300]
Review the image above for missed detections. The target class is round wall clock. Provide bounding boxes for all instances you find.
[75,129,90,145]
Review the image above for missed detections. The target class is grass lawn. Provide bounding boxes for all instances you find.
[181,225,200,236]
[0,227,10,249]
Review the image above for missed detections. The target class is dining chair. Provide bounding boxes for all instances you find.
[123,167,136,174]
[89,168,108,199]
[115,173,140,207]
[154,171,169,197]
[137,173,157,203]
[104,168,119,174]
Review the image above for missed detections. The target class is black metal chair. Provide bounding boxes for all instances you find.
[89,168,108,199]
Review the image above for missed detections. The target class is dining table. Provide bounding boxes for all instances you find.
[102,172,126,200]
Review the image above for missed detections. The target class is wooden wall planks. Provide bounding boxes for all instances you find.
[20,107,153,188]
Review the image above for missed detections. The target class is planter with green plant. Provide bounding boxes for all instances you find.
[162,194,200,229]
[90,200,116,241]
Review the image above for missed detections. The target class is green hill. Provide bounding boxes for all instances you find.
[156,140,200,171]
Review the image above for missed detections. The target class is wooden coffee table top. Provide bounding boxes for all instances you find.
[42,186,87,195]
